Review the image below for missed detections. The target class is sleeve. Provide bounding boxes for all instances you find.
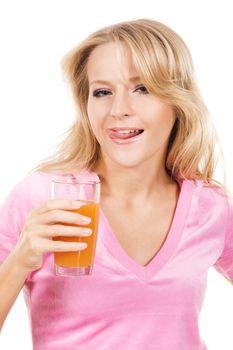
[0,176,32,263]
[213,195,233,280]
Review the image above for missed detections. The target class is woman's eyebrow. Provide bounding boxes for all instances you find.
[89,76,141,86]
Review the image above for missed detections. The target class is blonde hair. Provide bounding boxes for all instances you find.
[29,18,227,191]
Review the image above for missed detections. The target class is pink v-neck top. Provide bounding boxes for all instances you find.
[0,171,233,350]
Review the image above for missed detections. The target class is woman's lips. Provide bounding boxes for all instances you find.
[107,128,144,144]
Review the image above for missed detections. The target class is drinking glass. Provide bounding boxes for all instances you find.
[51,178,100,276]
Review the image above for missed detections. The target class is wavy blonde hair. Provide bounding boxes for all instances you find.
[29,18,227,191]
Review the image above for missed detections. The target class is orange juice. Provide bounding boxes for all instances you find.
[53,201,99,268]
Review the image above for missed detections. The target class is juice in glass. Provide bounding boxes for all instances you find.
[53,201,99,268]
[51,178,100,276]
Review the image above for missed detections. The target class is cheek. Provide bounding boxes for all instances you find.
[87,99,109,137]
[88,117,99,138]
[150,106,175,135]
[87,113,104,144]
[87,103,98,133]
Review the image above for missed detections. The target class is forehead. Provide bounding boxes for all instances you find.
[87,42,140,85]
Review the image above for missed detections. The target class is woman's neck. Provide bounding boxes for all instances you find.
[93,161,177,204]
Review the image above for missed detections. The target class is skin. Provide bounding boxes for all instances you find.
[0,42,181,330]
[87,41,178,203]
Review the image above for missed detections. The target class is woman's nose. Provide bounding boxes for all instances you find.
[110,92,132,119]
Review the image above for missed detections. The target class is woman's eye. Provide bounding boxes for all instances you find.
[92,89,111,97]
[135,85,149,94]
[92,85,148,98]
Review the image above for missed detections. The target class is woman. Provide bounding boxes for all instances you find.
[0,18,232,350]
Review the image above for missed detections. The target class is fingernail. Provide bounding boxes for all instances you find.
[83,228,92,235]
[79,243,87,249]
[82,216,91,224]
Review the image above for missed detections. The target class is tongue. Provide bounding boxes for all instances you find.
[109,130,142,139]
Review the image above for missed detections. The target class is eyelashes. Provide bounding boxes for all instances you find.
[93,90,110,97]
[92,85,149,98]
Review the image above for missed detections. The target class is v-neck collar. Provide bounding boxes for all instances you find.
[99,178,195,282]
[69,171,195,282]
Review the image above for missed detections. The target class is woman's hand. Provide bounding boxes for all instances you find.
[12,199,92,273]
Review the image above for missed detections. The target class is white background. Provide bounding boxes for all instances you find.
[0,0,233,349]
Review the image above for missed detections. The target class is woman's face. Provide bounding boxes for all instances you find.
[87,42,176,169]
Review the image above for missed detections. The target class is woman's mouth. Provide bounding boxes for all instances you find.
[107,127,144,144]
